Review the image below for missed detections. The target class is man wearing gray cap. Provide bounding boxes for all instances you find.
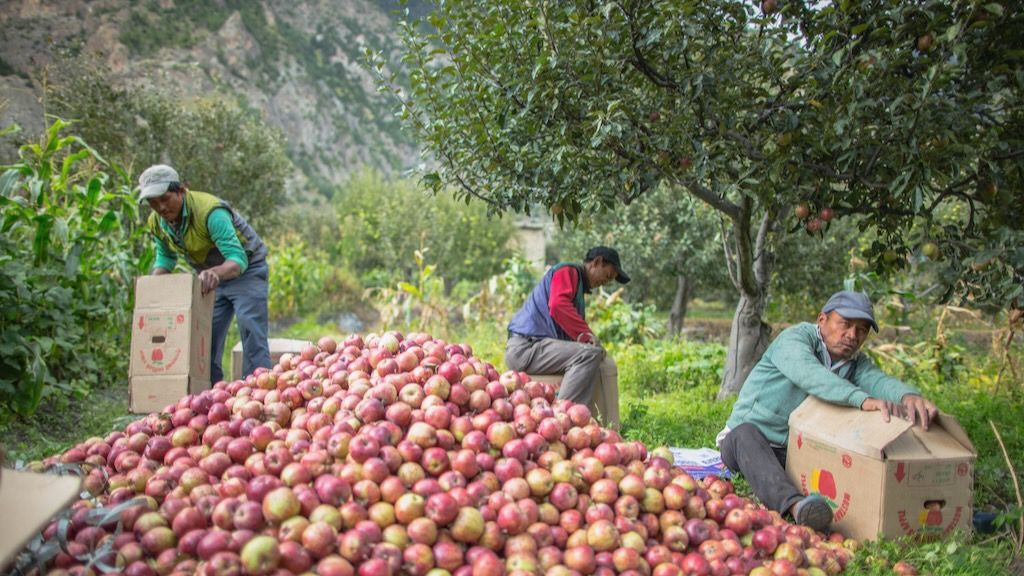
[716,290,938,533]
[138,164,272,383]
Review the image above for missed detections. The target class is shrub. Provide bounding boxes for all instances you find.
[46,58,293,231]
[614,339,726,396]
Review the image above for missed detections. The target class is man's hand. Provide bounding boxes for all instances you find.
[577,332,600,346]
[901,394,938,430]
[860,397,905,422]
[198,269,221,295]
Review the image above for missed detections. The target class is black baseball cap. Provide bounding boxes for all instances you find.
[585,246,630,284]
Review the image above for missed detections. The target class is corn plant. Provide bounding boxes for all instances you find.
[0,119,151,419]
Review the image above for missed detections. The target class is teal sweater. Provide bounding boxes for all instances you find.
[153,205,248,274]
[726,322,919,446]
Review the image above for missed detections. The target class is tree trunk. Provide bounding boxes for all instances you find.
[716,203,784,399]
[668,274,691,337]
[718,291,772,398]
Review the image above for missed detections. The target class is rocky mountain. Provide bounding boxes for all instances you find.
[0,0,428,188]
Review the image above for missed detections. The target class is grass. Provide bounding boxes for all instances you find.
[1,315,1021,574]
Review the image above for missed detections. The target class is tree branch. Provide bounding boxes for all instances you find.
[734,195,760,297]
[719,215,739,291]
[674,176,741,221]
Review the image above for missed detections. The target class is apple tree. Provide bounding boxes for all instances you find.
[373,0,1022,396]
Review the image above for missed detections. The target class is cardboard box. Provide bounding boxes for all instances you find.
[129,374,211,414]
[231,338,313,381]
[129,274,213,413]
[0,468,82,571]
[786,396,976,541]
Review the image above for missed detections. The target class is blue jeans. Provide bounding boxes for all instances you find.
[210,262,272,382]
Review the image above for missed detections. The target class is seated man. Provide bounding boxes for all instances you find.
[717,290,938,532]
[504,246,630,429]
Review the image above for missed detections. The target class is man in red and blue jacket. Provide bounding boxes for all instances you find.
[505,246,630,428]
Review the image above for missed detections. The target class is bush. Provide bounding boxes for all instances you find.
[267,233,334,322]
[0,120,151,420]
[614,339,726,396]
[589,290,662,346]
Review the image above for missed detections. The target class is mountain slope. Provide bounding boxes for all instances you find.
[0,0,423,188]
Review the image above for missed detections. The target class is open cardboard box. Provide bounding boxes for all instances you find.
[0,467,82,571]
[786,396,976,541]
[129,274,213,413]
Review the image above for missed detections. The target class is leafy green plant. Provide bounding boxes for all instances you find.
[333,168,514,290]
[614,339,726,396]
[461,255,538,327]
[0,119,151,420]
[267,233,332,322]
[589,289,661,346]
[367,249,449,334]
[46,60,293,231]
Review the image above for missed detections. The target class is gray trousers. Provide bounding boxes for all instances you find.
[210,262,272,383]
[719,423,803,513]
[504,335,620,429]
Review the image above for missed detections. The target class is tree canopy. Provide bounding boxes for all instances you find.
[376,0,1023,394]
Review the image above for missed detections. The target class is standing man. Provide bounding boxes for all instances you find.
[137,164,272,383]
[505,246,630,428]
[717,290,939,533]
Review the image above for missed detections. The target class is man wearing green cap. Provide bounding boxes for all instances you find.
[717,290,939,533]
[137,164,272,383]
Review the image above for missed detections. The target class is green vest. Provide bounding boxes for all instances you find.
[148,190,267,272]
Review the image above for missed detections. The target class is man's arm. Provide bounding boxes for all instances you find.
[152,233,177,274]
[769,328,874,409]
[198,208,248,294]
[548,267,596,344]
[852,356,937,429]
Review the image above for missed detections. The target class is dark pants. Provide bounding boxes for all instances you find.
[719,423,803,514]
[210,262,272,383]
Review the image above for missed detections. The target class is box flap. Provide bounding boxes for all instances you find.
[883,415,977,460]
[0,469,82,570]
[933,412,976,454]
[134,273,199,309]
[789,396,912,460]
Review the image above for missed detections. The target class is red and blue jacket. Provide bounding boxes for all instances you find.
[507,263,595,342]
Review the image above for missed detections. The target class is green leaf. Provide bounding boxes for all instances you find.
[397,281,421,297]
[32,214,55,264]
[97,211,119,234]
[984,3,1004,17]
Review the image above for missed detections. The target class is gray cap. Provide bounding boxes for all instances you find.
[137,164,180,204]
[822,290,878,332]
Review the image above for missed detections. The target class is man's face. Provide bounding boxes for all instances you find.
[817,311,871,360]
[147,190,185,224]
[585,257,619,289]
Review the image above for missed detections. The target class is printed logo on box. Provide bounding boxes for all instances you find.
[897,504,964,538]
[138,347,183,372]
[800,468,851,522]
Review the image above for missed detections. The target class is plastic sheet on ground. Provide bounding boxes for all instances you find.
[669,446,733,479]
